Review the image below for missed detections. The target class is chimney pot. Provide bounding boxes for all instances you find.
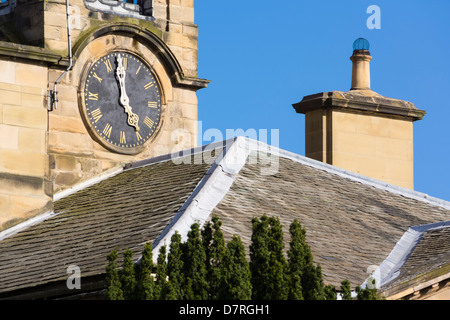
[350,38,372,91]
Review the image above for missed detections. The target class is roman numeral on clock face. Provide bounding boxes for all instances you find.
[120,131,126,144]
[144,116,154,128]
[103,123,112,138]
[92,72,102,83]
[88,92,99,101]
[144,82,154,90]
[148,101,158,108]
[90,108,103,123]
[104,59,113,73]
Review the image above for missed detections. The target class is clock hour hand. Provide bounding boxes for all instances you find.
[116,54,140,131]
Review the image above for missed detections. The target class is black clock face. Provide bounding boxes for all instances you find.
[83,51,162,154]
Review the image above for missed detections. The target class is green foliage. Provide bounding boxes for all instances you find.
[104,248,123,300]
[120,248,136,299]
[287,220,304,300]
[324,284,337,300]
[183,222,208,300]
[355,278,383,300]
[219,235,252,300]
[202,216,226,300]
[105,215,383,300]
[340,280,352,300]
[249,215,271,300]
[267,216,289,300]
[134,242,155,300]
[154,245,172,300]
[167,232,184,299]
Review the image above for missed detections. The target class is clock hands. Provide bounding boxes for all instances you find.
[116,54,140,131]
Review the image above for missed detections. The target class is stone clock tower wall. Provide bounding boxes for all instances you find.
[0,0,208,230]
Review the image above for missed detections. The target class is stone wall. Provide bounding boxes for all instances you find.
[0,0,207,229]
[0,59,51,228]
[305,108,414,189]
[331,109,414,189]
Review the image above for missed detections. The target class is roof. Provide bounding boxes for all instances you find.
[373,221,450,298]
[0,137,449,299]
[0,146,223,298]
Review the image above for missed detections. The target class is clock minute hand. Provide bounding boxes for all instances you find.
[116,54,140,131]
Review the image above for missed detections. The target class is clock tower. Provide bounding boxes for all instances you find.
[0,0,209,230]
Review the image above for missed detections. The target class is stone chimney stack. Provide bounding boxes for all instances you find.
[293,38,426,190]
[350,38,372,91]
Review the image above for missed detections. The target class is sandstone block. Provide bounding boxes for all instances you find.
[0,61,16,84]
[0,194,9,213]
[3,105,47,130]
[333,110,357,133]
[181,103,198,120]
[0,173,47,197]
[21,90,46,109]
[54,84,78,103]
[0,86,21,106]
[8,195,51,223]
[0,149,46,177]
[15,63,47,89]
[18,127,46,153]
[173,88,197,104]
[389,159,413,182]
[305,109,325,134]
[0,125,19,150]
[183,25,198,37]
[170,5,194,23]
[164,32,197,50]
[389,119,413,141]
[356,114,390,137]
[333,131,375,156]
[54,171,82,187]
[49,114,88,134]
[181,0,194,8]
[374,137,409,161]
[48,131,93,156]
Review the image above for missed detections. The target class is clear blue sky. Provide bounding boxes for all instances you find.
[195,0,450,201]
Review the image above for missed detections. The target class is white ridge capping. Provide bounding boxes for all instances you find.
[53,165,124,202]
[362,220,450,290]
[0,210,61,242]
[148,136,252,261]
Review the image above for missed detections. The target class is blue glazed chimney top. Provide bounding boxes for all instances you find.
[353,38,370,51]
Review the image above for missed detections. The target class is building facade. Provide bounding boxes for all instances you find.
[0,0,209,230]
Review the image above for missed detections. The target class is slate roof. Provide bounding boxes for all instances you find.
[377,221,450,297]
[208,146,450,290]
[0,137,449,299]
[0,147,222,298]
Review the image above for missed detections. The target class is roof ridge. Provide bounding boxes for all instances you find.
[123,138,235,170]
[147,137,247,260]
[365,220,450,289]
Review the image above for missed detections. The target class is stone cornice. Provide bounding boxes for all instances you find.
[293,90,426,121]
[0,41,69,67]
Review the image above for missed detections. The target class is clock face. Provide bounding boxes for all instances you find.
[82,51,162,154]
